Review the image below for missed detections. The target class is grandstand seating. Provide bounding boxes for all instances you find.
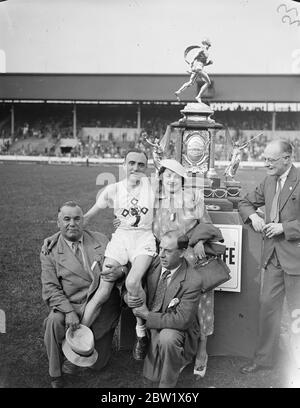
[1,103,300,159]
[8,136,57,155]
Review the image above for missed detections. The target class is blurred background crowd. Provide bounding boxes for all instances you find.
[1,102,300,161]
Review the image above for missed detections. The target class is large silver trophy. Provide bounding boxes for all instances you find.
[145,39,249,209]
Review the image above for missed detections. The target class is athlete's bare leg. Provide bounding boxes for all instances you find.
[195,71,211,103]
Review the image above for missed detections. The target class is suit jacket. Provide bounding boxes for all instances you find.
[238,165,300,275]
[144,256,203,361]
[40,230,121,338]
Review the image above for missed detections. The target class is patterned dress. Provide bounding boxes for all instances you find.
[152,187,214,337]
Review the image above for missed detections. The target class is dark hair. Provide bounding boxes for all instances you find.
[177,234,189,250]
[124,149,148,161]
[162,231,189,250]
[158,166,185,198]
[58,201,82,214]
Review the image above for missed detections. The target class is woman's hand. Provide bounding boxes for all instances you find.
[112,217,121,230]
[194,240,206,260]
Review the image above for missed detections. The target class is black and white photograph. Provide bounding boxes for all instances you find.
[0,0,300,391]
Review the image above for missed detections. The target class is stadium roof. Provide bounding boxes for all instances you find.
[0,73,299,103]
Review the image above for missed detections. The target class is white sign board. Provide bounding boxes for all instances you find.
[214,224,243,292]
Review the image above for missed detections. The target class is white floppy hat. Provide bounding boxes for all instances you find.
[160,159,188,178]
[62,324,98,367]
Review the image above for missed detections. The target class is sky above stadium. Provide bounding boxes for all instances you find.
[0,0,300,74]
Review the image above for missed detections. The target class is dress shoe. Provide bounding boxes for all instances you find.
[240,362,272,374]
[132,336,148,361]
[50,376,64,388]
[194,354,208,378]
[62,360,78,376]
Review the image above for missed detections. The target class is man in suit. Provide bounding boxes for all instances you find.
[125,231,203,388]
[238,139,300,373]
[41,201,126,388]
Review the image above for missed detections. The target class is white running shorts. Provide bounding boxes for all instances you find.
[104,229,157,265]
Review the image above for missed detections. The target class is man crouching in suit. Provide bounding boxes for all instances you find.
[124,231,203,388]
[40,201,127,388]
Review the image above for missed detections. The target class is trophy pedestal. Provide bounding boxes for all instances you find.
[179,102,215,124]
[224,180,241,188]
[207,168,218,179]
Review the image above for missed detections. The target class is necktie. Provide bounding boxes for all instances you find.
[72,241,94,280]
[72,242,84,265]
[270,178,282,223]
[150,270,171,312]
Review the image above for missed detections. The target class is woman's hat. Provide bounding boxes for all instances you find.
[160,159,188,178]
[62,324,98,367]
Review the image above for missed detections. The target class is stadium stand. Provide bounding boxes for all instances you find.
[0,74,299,160]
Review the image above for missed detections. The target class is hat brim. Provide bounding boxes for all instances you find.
[62,340,98,367]
[65,325,94,356]
[160,159,188,178]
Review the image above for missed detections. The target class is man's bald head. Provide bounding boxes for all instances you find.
[263,139,293,177]
[265,139,293,156]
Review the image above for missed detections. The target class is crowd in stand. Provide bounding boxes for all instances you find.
[0,104,300,160]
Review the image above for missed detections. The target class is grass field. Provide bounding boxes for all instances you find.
[0,162,292,388]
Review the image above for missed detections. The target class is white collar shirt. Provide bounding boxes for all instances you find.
[277,165,292,190]
[161,263,181,286]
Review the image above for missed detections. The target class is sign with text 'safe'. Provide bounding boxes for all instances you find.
[214,224,242,292]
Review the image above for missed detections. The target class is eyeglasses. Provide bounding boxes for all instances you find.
[263,156,290,164]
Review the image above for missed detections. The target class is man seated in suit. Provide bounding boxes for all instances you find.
[40,201,127,388]
[124,230,204,388]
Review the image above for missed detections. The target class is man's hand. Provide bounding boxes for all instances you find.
[101,264,126,282]
[133,304,149,320]
[249,213,266,232]
[124,293,144,309]
[194,240,206,259]
[263,223,284,238]
[41,237,54,255]
[65,311,80,333]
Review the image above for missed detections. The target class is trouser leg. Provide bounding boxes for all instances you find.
[158,329,186,388]
[91,328,115,371]
[143,328,186,388]
[143,329,185,387]
[284,273,300,367]
[254,253,285,367]
[44,310,66,378]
